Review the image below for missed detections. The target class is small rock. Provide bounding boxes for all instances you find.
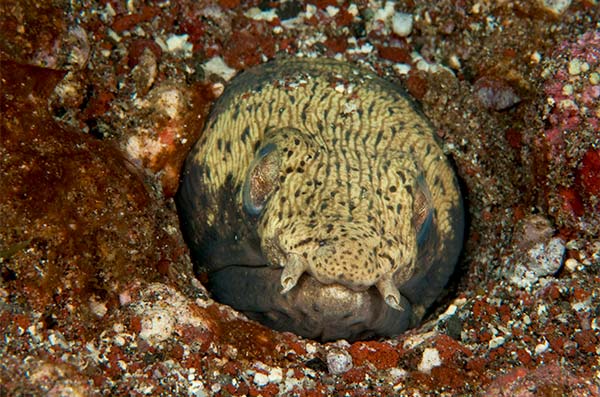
[489,336,506,349]
[564,258,581,272]
[253,372,269,387]
[202,57,237,81]
[512,215,554,250]
[326,349,353,375]
[474,76,521,111]
[268,367,283,383]
[508,237,566,288]
[418,348,441,374]
[535,340,550,355]
[138,307,176,344]
[568,58,583,75]
[392,13,413,37]
[538,0,572,16]
[165,34,193,57]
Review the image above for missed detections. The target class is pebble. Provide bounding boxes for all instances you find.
[326,349,353,375]
[564,258,581,272]
[488,336,506,349]
[568,58,582,75]
[474,76,521,111]
[202,57,237,81]
[418,348,441,374]
[253,372,269,387]
[268,367,283,383]
[392,13,413,37]
[538,0,572,16]
[165,34,192,57]
[534,340,550,355]
[138,307,175,344]
[508,237,565,288]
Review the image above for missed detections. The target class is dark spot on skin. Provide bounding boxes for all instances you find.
[225,141,231,153]
[232,103,240,120]
[217,138,223,151]
[241,126,250,143]
[396,170,405,183]
[295,237,313,247]
[375,131,384,146]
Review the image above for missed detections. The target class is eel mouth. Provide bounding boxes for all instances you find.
[206,264,414,342]
[279,253,407,313]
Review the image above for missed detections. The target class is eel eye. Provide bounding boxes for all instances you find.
[413,176,434,245]
[243,143,281,216]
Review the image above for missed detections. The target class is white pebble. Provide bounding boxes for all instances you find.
[326,6,339,17]
[268,367,283,383]
[392,12,413,37]
[165,34,193,57]
[253,372,269,387]
[203,57,237,81]
[418,348,441,374]
[509,237,565,288]
[538,0,572,16]
[564,258,581,272]
[534,340,550,355]
[89,298,108,318]
[488,336,506,349]
[244,7,278,22]
[139,307,175,344]
[393,63,411,75]
[568,58,582,75]
[326,350,353,374]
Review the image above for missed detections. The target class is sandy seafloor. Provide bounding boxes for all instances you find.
[1,1,599,395]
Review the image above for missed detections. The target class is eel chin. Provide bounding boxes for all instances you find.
[208,265,415,342]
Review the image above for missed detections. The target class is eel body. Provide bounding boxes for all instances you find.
[176,58,464,341]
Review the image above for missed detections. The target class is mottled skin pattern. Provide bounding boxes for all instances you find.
[176,58,464,342]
